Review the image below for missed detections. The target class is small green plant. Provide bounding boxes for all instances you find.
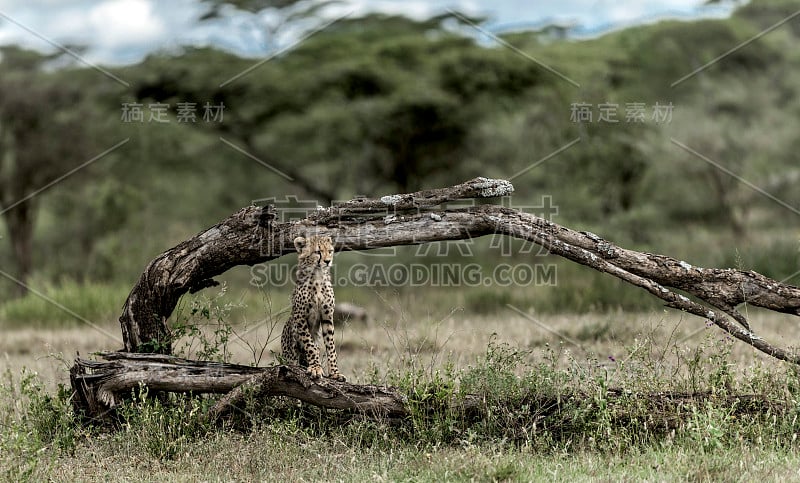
[231,288,286,367]
[683,401,733,453]
[400,363,461,443]
[115,385,211,461]
[20,374,79,455]
[0,369,83,481]
[1,370,44,481]
[460,335,532,403]
[171,284,241,362]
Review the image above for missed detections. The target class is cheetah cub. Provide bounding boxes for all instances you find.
[280,235,346,381]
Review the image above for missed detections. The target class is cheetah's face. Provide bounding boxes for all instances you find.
[294,235,334,269]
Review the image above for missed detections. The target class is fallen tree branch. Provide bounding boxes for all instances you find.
[488,208,800,363]
[71,176,800,422]
[70,352,412,423]
[70,352,787,432]
[114,177,800,363]
[117,177,514,353]
[204,364,410,423]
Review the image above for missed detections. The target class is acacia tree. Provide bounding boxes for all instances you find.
[128,10,538,201]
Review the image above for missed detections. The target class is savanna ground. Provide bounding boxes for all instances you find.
[3,1,800,480]
[3,282,800,481]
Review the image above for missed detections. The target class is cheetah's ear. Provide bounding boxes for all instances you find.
[293,236,307,252]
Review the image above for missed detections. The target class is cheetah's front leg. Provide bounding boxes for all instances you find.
[320,286,345,381]
[293,314,324,379]
[321,319,346,381]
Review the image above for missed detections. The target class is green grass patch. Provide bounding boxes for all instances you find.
[0,280,129,328]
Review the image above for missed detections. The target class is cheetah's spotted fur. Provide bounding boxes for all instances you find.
[280,235,345,381]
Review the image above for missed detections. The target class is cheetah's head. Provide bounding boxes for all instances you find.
[294,235,334,269]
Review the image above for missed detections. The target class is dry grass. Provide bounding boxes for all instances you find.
[3,300,800,481]
[211,304,800,384]
[2,305,798,389]
[0,327,120,390]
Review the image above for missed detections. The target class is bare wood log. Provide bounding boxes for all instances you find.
[487,208,800,363]
[74,352,263,406]
[70,351,265,422]
[70,352,785,428]
[205,364,409,422]
[118,177,513,353]
[71,352,410,423]
[115,177,800,363]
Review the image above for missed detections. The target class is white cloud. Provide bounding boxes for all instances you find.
[88,0,165,47]
[0,0,202,64]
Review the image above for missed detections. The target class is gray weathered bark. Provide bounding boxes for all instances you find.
[71,177,800,423]
[70,352,411,424]
[118,177,515,353]
[69,351,782,427]
[117,177,800,362]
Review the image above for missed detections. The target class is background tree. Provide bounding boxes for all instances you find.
[0,47,101,295]
[129,14,547,200]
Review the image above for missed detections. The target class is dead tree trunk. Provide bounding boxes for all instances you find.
[70,352,783,428]
[70,352,412,424]
[71,177,800,422]
[117,177,517,353]
[116,177,800,359]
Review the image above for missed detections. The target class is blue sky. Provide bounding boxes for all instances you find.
[0,0,737,65]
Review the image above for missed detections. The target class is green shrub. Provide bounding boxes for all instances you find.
[115,387,211,461]
[20,374,79,454]
[0,369,82,481]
